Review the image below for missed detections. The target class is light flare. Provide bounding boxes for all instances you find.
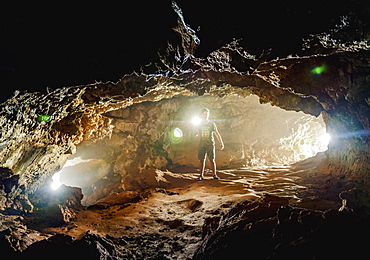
[191,116,201,126]
[280,122,331,162]
[311,65,327,75]
[51,171,62,190]
[173,127,183,138]
[318,133,331,149]
[50,157,93,191]
[169,127,184,144]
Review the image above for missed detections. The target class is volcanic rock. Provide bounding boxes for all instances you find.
[17,231,123,260]
[26,185,83,228]
[194,195,370,260]
[0,1,369,259]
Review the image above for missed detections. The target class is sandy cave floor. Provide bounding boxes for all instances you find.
[35,159,343,259]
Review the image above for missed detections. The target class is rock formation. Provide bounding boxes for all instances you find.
[194,195,370,260]
[61,94,326,205]
[1,35,369,214]
[0,0,369,258]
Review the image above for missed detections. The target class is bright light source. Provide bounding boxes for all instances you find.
[50,157,93,191]
[51,171,62,190]
[280,121,331,162]
[191,116,201,125]
[318,133,331,148]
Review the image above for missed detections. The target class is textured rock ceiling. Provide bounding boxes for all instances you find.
[0,0,369,214]
[1,1,370,258]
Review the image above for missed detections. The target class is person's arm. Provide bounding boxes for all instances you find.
[214,129,224,150]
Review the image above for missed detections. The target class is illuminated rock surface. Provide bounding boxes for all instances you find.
[0,0,370,258]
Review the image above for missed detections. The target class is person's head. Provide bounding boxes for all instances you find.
[200,108,210,121]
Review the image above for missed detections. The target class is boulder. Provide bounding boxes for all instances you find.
[27,185,83,228]
[122,169,171,191]
[18,231,124,260]
[194,195,370,259]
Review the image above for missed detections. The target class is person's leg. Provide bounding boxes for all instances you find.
[198,159,206,180]
[207,146,219,179]
[209,159,219,179]
[198,147,206,180]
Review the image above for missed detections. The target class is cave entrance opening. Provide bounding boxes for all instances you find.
[50,94,329,205]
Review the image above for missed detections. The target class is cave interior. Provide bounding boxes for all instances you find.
[1,0,370,259]
[50,94,329,205]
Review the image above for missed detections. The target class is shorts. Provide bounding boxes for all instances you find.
[198,145,215,161]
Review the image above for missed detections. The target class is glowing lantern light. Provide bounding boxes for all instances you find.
[311,65,327,75]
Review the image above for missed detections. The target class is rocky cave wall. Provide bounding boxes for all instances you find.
[256,51,370,181]
[0,47,369,213]
[0,0,369,214]
[60,94,326,204]
[0,2,370,259]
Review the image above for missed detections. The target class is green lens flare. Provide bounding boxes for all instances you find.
[36,115,51,122]
[311,65,327,75]
[169,127,183,144]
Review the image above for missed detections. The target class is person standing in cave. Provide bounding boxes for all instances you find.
[196,108,224,180]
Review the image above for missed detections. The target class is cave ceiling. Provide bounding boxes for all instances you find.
[0,0,369,99]
[2,2,370,256]
[0,0,370,212]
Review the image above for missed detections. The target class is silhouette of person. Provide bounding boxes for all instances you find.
[196,108,224,180]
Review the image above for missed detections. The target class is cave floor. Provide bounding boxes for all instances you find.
[37,158,343,259]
